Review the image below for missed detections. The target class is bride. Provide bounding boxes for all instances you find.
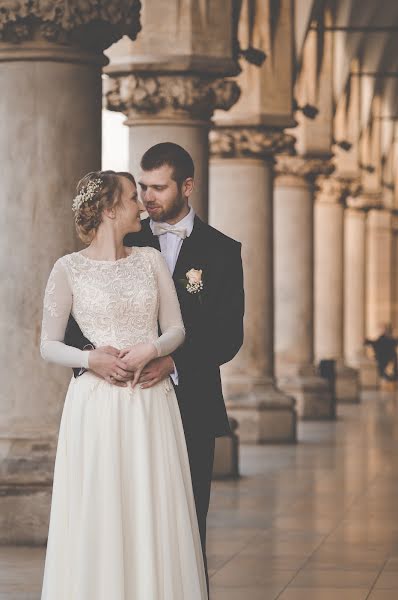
[40,170,208,599]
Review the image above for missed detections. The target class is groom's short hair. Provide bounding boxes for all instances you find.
[141,142,194,186]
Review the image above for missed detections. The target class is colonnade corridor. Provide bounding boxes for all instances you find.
[1,389,398,599]
[208,390,398,600]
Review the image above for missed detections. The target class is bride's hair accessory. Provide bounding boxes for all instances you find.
[73,170,136,244]
[72,178,103,212]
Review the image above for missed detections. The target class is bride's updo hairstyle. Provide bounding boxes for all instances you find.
[73,170,135,243]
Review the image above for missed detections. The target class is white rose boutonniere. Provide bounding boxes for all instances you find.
[186,268,203,292]
[179,268,204,302]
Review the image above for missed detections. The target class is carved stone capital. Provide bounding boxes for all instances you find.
[209,127,296,159]
[275,154,335,182]
[346,192,383,211]
[104,74,240,121]
[0,1,141,50]
[315,175,361,204]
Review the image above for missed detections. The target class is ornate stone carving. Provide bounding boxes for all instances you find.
[275,154,335,182]
[315,175,361,204]
[346,192,383,211]
[209,127,296,159]
[104,74,240,120]
[0,0,141,49]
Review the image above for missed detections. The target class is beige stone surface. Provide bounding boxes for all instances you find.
[213,434,239,480]
[314,197,345,361]
[227,402,296,444]
[214,0,295,128]
[366,209,393,339]
[105,0,237,76]
[335,362,360,404]
[273,165,335,419]
[359,358,380,389]
[274,173,315,374]
[344,208,367,368]
[0,30,115,544]
[209,153,296,442]
[0,57,102,439]
[210,157,274,386]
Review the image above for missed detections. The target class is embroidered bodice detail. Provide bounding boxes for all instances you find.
[40,247,185,369]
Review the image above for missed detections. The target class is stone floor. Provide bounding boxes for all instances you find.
[1,389,398,599]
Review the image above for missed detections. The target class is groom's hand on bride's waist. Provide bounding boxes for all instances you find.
[138,356,175,389]
[88,346,134,387]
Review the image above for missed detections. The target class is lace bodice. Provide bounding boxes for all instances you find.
[40,247,185,369]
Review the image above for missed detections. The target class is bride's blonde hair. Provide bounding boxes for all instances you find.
[74,170,135,243]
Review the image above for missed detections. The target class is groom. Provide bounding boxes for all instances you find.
[65,143,244,591]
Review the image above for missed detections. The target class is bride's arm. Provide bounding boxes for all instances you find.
[40,259,91,368]
[153,249,185,356]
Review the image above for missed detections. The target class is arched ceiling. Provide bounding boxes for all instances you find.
[296,0,398,150]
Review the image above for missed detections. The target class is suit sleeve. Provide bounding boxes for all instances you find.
[172,242,244,373]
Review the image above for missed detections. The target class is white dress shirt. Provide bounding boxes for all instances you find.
[150,206,195,273]
[150,206,195,384]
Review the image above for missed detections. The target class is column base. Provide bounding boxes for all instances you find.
[359,357,379,389]
[212,418,239,480]
[0,436,55,545]
[225,384,297,444]
[380,379,397,392]
[278,373,335,420]
[335,363,360,404]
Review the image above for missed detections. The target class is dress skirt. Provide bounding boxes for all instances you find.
[41,372,208,599]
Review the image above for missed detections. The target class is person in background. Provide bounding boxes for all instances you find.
[365,323,398,381]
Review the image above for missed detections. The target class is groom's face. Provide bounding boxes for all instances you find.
[138,164,189,223]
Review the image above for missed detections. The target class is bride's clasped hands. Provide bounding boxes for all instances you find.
[87,342,157,388]
[119,342,158,388]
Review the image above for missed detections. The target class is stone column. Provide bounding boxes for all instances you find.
[209,127,297,444]
[314,178,360,403]
[392,214,398,333]
[105,76,240,221]
[0,1,141,544]
[103,0,240,221]
[366,209,393,339]
[273,155,335,419]
[344,206,378,387]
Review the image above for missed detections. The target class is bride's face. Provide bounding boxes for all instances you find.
[115,176,144,233]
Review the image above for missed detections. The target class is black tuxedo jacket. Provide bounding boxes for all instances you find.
[64,215,244,438]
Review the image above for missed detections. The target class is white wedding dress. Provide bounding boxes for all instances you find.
[40,246,207,600]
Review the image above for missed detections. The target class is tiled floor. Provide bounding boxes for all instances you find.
[1,389,398,599]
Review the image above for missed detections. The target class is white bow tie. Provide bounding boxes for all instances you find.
[152,223,188,240]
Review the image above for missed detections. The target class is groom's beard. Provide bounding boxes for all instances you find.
[145,193,185,223]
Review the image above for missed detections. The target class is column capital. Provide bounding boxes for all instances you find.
[315,175,362,205]
[0,0,141,50]
[209,126,296,159]
[275,154,334,182]
[104,73,240,123]
[346,192,383,212]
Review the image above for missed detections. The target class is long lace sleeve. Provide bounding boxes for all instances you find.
[151,250,185,357]
[40,259,90,368]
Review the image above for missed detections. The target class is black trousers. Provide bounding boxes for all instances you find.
[184,432,215,599]
[377,354,398,380]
